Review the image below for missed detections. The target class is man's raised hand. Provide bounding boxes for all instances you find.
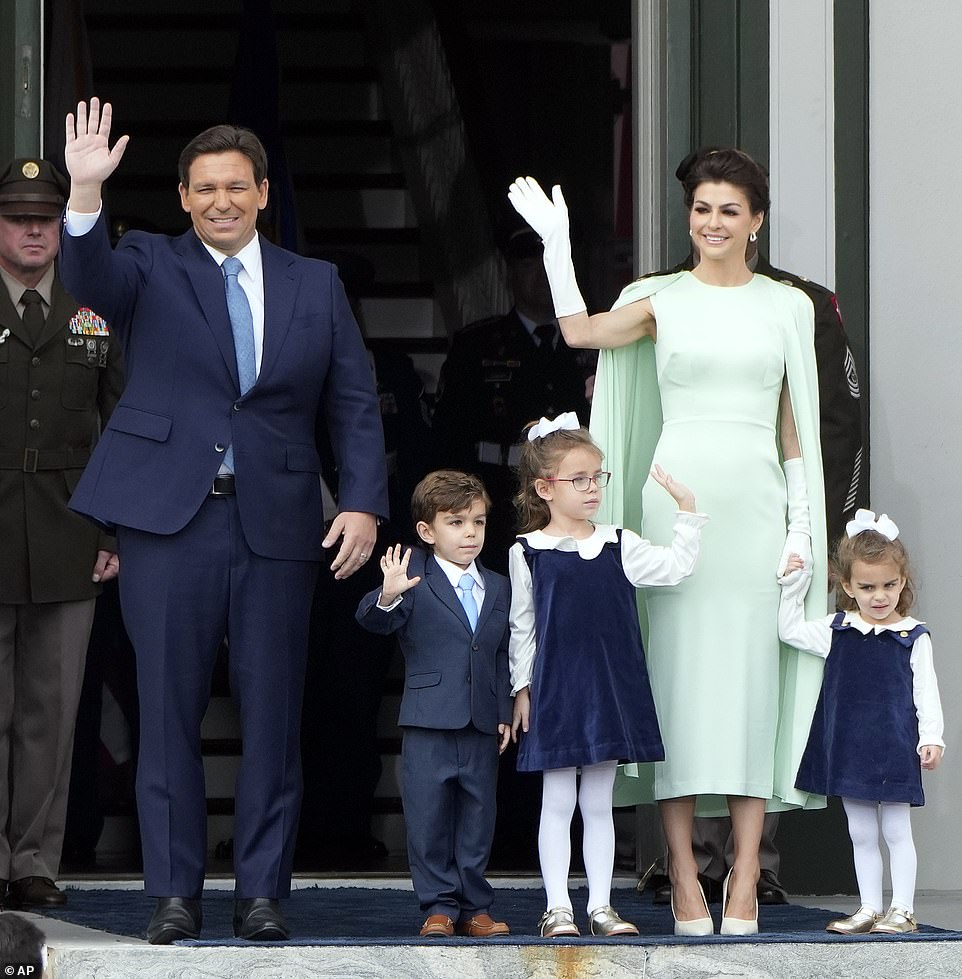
[64,98,129,200]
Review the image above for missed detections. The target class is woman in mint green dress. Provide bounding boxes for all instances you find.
[508,150,827,936]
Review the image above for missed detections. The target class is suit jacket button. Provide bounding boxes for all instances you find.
[466,675,471,683]
[31,356,40,367]
[30,389,41,400]
[214,443,226,453]
[29,419,40,430]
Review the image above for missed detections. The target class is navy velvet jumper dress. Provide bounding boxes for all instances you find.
[795,612,929,806]
[516,532,665,773]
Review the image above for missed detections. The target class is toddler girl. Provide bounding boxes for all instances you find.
[509,412,707,937]
[779,508,944,934]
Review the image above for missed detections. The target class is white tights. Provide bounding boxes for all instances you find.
[842,797,917,913]
[539,761,617,913]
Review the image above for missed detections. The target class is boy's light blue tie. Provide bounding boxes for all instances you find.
[222,256,255,472]
[457,573,479,630]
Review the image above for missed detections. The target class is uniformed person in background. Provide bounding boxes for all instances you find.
[432,221,597,574]
[0,158,124,909]
[650,147,864,907]
[432,220,596,870]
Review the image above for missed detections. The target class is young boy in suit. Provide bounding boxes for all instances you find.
[356,470,512,937]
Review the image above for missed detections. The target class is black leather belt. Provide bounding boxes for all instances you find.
[210,474,236,496]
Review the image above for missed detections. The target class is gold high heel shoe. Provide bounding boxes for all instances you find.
[671,881,714,937]
[826,905,880,934]
[870,906,917,934]
[588,905,639,936]
[720,868,759,936]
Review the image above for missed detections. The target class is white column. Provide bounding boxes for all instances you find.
[633,0,665,276]
[768,0,835,287]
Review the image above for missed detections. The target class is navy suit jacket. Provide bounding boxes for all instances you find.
[356,549,512,734]
[59,215,387,559]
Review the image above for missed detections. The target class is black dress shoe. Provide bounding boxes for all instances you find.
[233,898,290,940]
[6,876,67,908]
[146,897,202,944]
[756,868,788,905]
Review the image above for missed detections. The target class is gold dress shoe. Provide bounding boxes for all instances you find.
[871,906,917,934]
[538,906,580,938]
[826,905,880,935]
[588,905,639,936]
[419,914,454,937]
[456,913,510,937]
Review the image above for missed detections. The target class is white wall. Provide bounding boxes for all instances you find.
[768,0,835,288]
[870,4,962,888]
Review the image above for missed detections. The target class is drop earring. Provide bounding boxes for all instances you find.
[749,231,758,242]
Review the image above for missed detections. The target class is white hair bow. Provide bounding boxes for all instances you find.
[845,508,899,541]
[527,411,581,441]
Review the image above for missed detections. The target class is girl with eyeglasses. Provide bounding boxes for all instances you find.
[508,412,707,938]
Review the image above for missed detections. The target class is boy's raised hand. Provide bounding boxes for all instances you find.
[379,545,421,606]
[650,464,696,513]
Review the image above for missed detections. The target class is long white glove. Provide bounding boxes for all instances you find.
[776,457,813,590]
[507,176,587,317]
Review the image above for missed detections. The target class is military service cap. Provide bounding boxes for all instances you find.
[0,157,69,216]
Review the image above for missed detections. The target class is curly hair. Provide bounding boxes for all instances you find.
[833,529,915,616]
[514,422,603,533]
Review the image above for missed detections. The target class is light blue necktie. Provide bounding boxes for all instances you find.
[222,256,255,472]
[457,573,478,631]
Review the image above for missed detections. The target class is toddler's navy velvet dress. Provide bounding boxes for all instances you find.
[795,612,929,806]
[516,531,665,773]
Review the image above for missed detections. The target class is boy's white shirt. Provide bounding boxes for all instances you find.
[507,511,707,694]
[778,596,945,753]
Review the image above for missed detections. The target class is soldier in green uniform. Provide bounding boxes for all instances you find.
[0,158,124,909]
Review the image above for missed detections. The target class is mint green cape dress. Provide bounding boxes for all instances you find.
[592,271,827,815]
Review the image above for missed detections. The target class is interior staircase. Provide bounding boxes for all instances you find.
[81,0,454,871]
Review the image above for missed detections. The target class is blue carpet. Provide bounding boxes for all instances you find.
[41,886,958,946]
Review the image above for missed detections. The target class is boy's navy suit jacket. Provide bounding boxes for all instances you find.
[356,548,512,732]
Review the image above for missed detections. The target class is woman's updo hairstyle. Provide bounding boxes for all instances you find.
[677,146,770,217]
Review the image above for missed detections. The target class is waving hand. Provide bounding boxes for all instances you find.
[64,98,129,208]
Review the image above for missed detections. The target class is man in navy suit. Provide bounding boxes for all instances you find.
[356,470,512,937]
[60,99,388,943]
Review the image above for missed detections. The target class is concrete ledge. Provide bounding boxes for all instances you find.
[47,936,962,979]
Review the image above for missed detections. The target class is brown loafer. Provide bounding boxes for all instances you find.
[420,914,455,937]
[456,912,510,937]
